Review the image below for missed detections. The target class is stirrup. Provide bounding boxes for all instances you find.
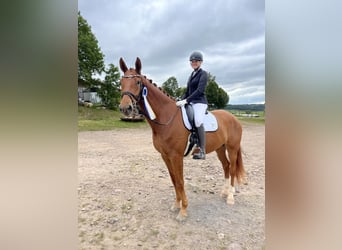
[193,150,205,160]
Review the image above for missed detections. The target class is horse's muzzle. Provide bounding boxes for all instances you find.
[119,103,133,117]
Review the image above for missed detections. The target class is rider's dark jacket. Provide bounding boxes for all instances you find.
[182,68,208,104]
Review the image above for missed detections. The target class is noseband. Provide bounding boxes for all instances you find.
[121,74,144,102]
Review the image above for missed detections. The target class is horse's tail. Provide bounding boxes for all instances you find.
[235,146,246,184]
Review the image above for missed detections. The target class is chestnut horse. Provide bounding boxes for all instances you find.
[119,57,245,221]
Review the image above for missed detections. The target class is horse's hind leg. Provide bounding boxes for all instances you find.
[215,145,232,200]
[226,146,240,204]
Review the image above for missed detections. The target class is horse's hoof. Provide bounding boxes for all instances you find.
[227,197,235,205]
[170,205,180,212]
[176,212,187,222]
[220,190,228,198]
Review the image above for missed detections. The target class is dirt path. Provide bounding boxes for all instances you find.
[78,122,265,249]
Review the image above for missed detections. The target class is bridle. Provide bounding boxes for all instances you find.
[120,74,179,126]
[121,74,144,102]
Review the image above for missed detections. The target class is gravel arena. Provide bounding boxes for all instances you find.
[78,121,265,249]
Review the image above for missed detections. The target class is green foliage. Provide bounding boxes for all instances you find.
[226,104,265,111]
[162,77,186,99]
[97,64,121,110]
[162,76,178,97]
[78,12,105,86]
[176,87,186,99]
[205,73,229,109]
[217,88,229,108]
[206,77,218,108]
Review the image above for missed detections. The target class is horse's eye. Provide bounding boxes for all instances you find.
[137,80,141,85]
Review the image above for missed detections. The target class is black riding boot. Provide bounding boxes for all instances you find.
[193,124,206,160]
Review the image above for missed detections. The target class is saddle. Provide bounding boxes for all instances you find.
[181,104,218,156]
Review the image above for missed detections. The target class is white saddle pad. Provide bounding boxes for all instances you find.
[181,106,218,132]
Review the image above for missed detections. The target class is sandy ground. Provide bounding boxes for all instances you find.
[78,122,265,249]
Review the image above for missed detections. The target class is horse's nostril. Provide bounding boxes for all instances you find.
[119,104,133,116]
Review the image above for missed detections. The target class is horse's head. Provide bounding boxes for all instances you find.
[119,57,143,116]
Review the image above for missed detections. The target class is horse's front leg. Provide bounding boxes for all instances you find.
[172,156,188,221]
[162,153,188,221]
[161,154,181,210]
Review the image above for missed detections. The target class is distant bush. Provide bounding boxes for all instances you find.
[226,104,265,112]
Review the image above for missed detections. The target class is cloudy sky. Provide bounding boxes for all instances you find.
[78,0,264,104]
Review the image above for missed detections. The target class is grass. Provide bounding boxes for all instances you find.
[78,105,147,131]
[78,105,264,131]
[228,109,265,124]
[237,116,265,124]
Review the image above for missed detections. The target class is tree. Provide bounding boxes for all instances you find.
[205,73,229,109]
[175,87,186,100]
[162,77,178,97]
[162,76,187,99]
[206,73,219,109]
[78,12,105,87]
[217,88,229,109]
[97,64,121,110]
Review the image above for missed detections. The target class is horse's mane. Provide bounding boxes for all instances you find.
[126,67,176,101]
[141,74,176,101]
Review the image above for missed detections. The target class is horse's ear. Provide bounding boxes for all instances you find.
[119,57,128,73]
[135,57,142,75]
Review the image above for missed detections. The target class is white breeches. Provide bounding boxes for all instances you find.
[191,103,208,127]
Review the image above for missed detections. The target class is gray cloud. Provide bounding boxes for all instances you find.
[79,0,264,104]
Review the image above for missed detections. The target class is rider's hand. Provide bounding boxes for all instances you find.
[176,99,187,107]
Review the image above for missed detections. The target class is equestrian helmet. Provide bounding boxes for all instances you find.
[189,51,203,61]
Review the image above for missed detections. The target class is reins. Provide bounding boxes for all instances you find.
[121,74,179,126]
[146,107,179,126]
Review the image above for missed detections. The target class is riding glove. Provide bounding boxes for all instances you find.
[176,99,187,107]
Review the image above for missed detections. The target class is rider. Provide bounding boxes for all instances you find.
[176,51,208,160]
